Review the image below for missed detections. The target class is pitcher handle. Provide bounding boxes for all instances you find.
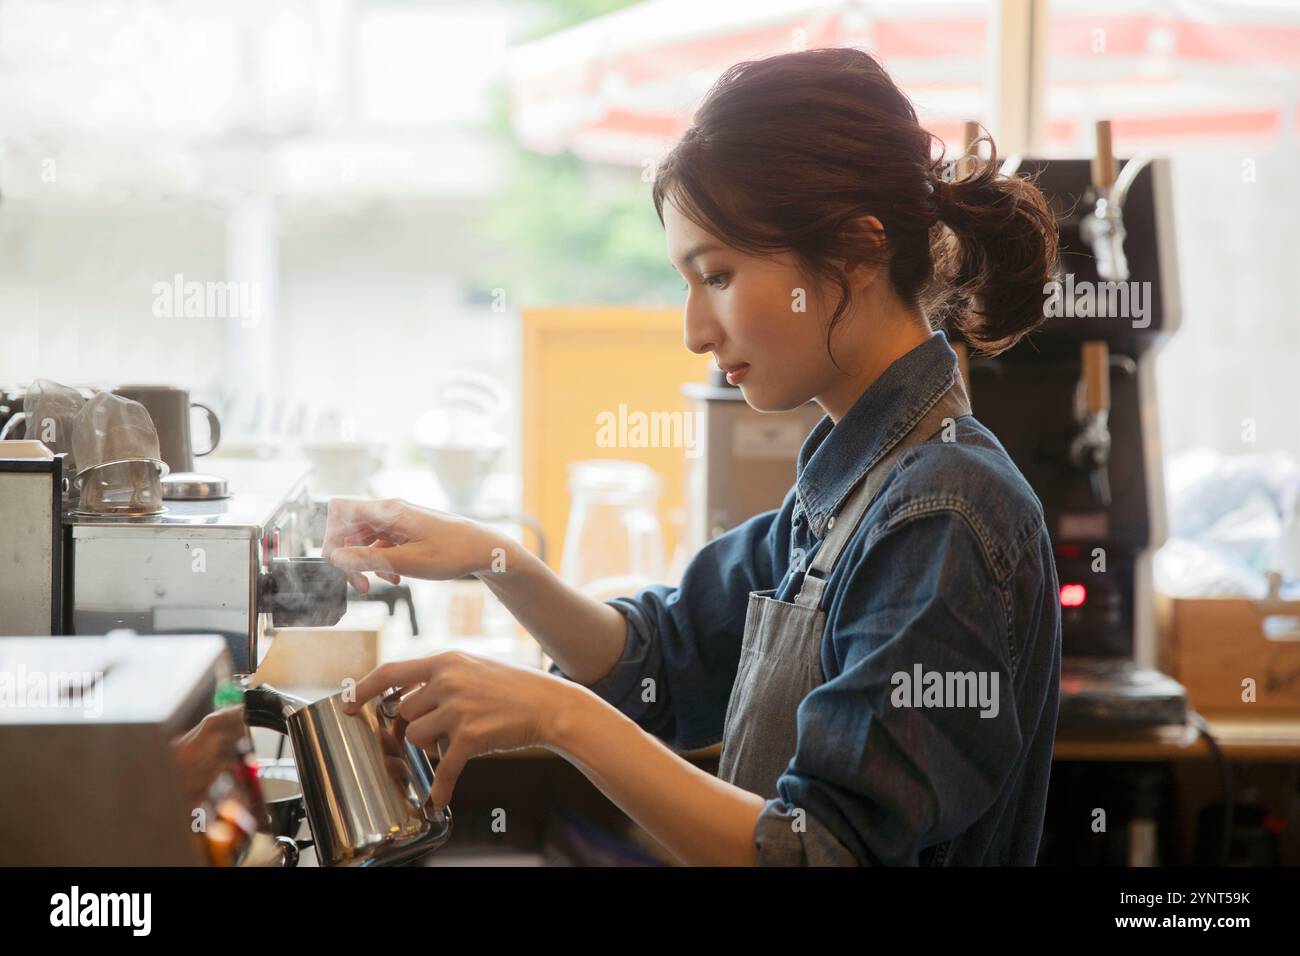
[192,402,221,456]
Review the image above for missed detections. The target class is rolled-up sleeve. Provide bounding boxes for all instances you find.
[548,502,788,751]
[559,596,661,724]
[756,510,1023,866]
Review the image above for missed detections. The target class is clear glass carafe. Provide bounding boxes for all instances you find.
[560,460,665,598]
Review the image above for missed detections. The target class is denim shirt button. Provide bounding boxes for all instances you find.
[827,515,836,530]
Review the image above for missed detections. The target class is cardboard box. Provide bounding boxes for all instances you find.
[1158,591,1300,715]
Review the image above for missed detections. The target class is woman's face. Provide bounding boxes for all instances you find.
[663,198,858,413]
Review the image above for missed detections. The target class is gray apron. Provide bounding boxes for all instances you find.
[717,372,973,816]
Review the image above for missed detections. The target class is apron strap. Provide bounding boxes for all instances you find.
[794,370,973,610]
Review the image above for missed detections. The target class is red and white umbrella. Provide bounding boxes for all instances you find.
[507,0,1300,165]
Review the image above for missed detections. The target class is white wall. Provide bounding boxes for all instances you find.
[0,197,523,480]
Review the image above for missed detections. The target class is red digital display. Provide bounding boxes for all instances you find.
[1060,583,1087,607]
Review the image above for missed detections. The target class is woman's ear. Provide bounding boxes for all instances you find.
[842,215,888,291]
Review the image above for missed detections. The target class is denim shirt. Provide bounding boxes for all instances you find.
[550,330,1061,865]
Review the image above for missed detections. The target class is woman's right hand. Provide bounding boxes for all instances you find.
[324,500,629,688]
[322,497,510,593]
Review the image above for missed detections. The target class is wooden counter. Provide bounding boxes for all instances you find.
[1054,714,1300,762]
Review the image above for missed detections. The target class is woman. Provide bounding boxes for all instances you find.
[326,48,1062,866]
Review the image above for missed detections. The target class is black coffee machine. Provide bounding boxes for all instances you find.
[966,122,1187,727]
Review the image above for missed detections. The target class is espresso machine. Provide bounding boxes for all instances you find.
[67,460,342,673]
[0,457,454,866]
[968,121,1187,727]
[0,451,343,674]
[1,395,455,865]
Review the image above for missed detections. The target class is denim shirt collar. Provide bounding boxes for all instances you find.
[794,330,959,539]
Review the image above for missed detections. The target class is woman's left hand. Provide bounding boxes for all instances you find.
[342,652,577,812]
[171,705,249,809]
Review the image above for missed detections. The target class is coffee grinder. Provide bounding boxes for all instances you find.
[966,121,1188,727]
